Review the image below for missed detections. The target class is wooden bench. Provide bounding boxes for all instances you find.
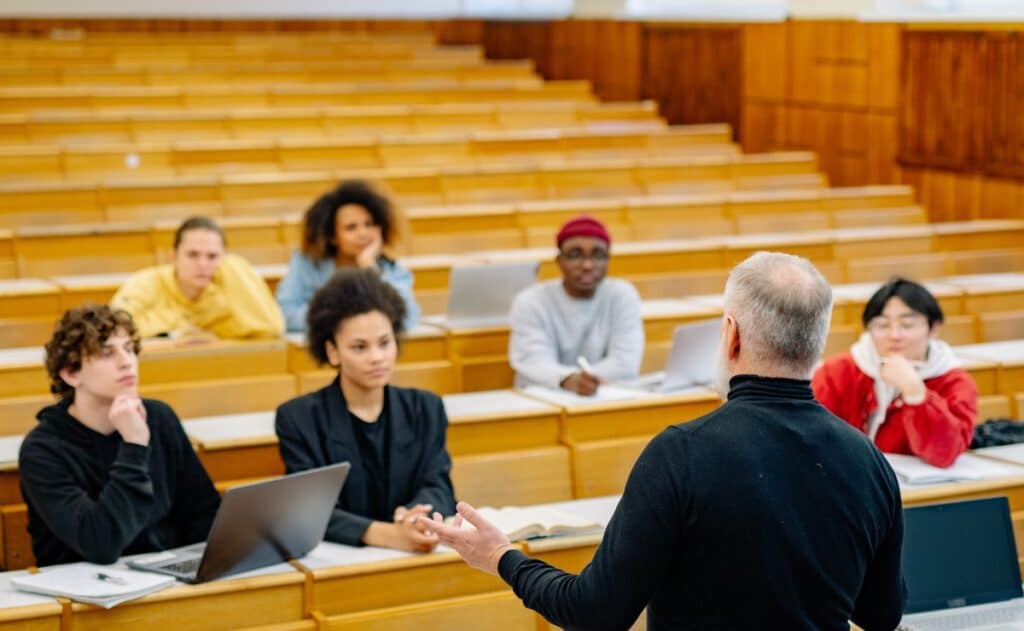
[0,101,663,145]
[0,127,739,182]
[0,80,595,114]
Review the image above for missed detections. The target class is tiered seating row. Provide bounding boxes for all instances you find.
[0,152,823,228]
[0,101,663,145]
[1,217,1020,351]
[0,125,734,182]
[0,58,538,87]
[0,79,595,113]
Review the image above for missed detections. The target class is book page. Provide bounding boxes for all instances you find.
[467,506,600,540]
[520,384,651,408]
[885,453,1024,485]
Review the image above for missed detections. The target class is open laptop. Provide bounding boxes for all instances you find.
[900,496,1024,630]
[624,318,721,393]
[432,261,539,328]
[128,462,350,584]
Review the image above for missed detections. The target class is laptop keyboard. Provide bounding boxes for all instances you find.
[160,558,201,576]
[909,602,1024,630]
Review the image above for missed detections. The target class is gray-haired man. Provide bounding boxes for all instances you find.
[423,251,906,631]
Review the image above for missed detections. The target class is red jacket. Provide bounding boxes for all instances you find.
[811,352,977,467]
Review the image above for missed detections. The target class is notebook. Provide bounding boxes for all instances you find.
[127,463,349,583]
[899,497,1024,630]
[11,563,175,608]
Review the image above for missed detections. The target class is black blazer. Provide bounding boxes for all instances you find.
[274,378,456,546]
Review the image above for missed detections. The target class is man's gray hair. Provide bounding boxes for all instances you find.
[724,251,833,377]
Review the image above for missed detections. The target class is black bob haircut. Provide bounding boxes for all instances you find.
[861,277,944,329]
[305,267,407,366]
[301,180,396,262]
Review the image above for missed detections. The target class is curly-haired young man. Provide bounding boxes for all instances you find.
[18,304,221,566]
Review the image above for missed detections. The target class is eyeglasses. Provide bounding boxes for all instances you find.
[867,317,929,335]
[560,249,609,264]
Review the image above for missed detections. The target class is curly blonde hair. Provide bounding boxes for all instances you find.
[45,304,140,400]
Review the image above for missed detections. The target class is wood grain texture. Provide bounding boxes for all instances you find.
[641,24,741,133]
[899,30,989,172]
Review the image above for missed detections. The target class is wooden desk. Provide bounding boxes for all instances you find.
[0,279,60,348]
[524,387,721,498]
[51,273,129,312]
[944,273,1024,314]
[138,338,288,383]
[66,562,305,631]
[185,412,282,482]
[0,571,64,631]
[446,390,570,506]
[297,543,514,621]
[957,340,1024,396]
[0,348,46,399]
[437,321,513,392]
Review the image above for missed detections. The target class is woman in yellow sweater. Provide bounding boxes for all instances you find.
[111,217,284,340]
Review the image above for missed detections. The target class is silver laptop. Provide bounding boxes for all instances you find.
[128,463,350,583]
[443,261,540,328]
[626,318,721,393]
[900,496,1024,630]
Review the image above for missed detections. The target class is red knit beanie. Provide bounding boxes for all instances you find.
[556,215,611,248]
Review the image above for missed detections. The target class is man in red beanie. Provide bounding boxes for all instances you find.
[508,215,644,395]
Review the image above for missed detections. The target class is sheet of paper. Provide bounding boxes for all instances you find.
[519,384,652,408]
[443,390,553,419]
[975,443,1024,466]
[885,453,1024,485]
[0,571,60,609]
[0,436,22,466]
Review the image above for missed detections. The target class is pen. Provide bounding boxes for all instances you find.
[576,356,594,374]
[95,572,129,586]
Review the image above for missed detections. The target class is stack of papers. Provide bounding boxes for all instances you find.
[885,453,1024,485]
[11,563,175,608]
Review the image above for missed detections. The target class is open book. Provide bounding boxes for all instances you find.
[11,563,176,608]
[884,453,1023,485]
[460,506,601,541]
[520,384,651,408]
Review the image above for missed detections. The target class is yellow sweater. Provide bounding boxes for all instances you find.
[110,254,284,339]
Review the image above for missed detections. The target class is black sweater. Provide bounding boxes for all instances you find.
[275,379,456,546]
[19,398,221,566]
[498,375,907,631]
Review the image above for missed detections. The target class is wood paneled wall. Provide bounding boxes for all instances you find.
[896,28,1024,221]
[642,25,741,132]
[480,20,645,103]
[741,21,902,187]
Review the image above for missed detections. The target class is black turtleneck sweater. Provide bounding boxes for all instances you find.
[19,398,221,566]
[498,375,907,631]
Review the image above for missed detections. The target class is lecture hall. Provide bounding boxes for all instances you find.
[1,0,1024,629]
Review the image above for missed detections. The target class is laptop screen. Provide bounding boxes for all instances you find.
[903,496,1023,614]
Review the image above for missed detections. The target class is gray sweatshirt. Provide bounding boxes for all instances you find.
[508,278,644,388]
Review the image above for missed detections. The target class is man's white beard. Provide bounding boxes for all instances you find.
[711,340,732,398]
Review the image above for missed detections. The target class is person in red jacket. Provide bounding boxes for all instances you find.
[813,277,977,467]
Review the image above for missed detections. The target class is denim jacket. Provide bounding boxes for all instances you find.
[275,250,421,332]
